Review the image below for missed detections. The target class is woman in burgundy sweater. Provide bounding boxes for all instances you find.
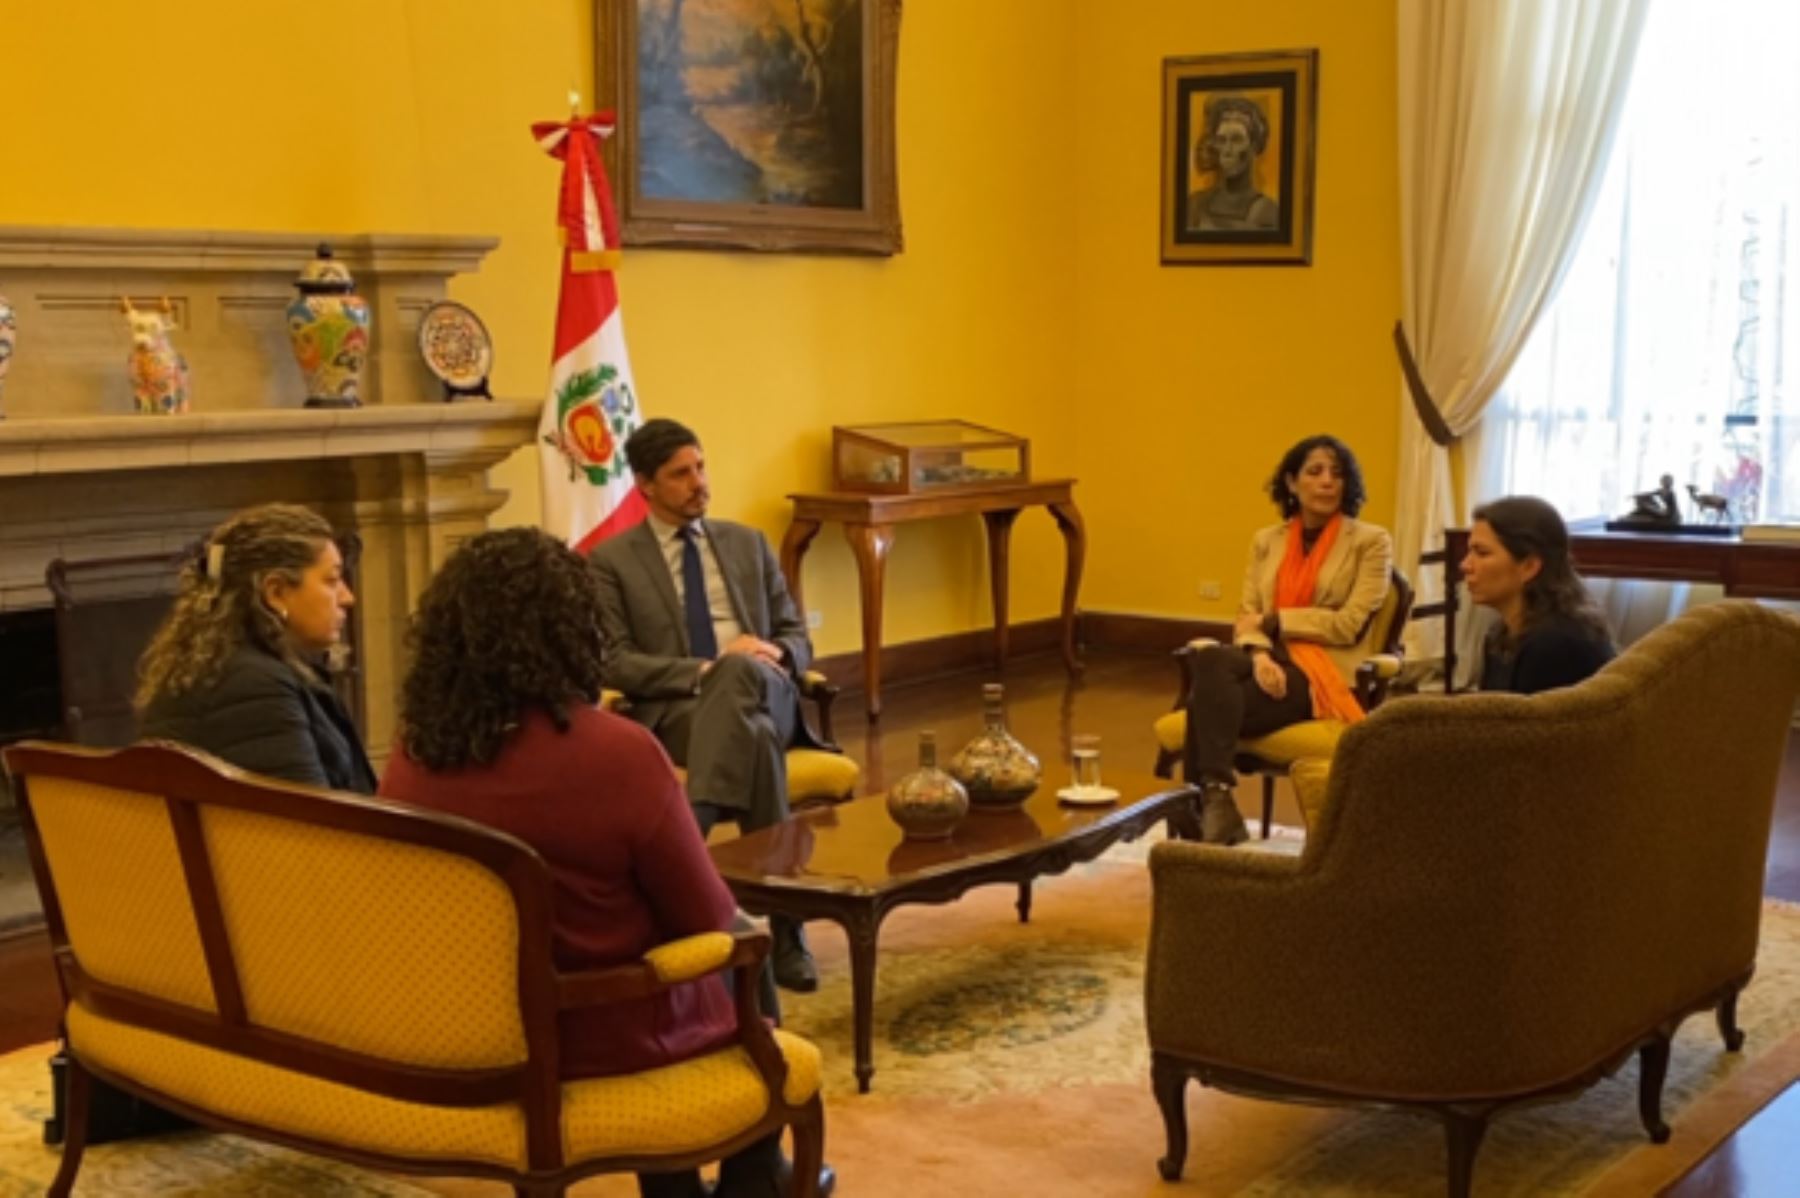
[381,528,829,1198]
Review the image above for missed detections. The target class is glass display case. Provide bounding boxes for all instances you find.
[832,421,1030,494]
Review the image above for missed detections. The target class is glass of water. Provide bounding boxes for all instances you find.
[1070,734,1103,794]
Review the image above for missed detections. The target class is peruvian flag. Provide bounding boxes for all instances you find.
[532,110,646,552]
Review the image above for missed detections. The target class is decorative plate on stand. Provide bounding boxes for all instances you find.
[417,301,494,401]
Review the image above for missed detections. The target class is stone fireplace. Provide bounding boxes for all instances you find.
[0,225,540,775]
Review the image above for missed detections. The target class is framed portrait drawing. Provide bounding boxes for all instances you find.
[1161,49,1318,267]
[597,0,903,256]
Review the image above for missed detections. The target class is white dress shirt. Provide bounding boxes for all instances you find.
[646,513,746,655]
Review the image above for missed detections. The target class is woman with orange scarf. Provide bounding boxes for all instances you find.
[1183,435,1393,844]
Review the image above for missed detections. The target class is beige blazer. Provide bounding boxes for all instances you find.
[1234,518,1394,684]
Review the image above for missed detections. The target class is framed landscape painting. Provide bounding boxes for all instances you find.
[597,0,903,256]
[1161,49,1318,266]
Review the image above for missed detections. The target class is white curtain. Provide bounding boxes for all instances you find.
[1467,0,1800,662]
[1393,0,1651,673]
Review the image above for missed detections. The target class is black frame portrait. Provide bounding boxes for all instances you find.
[1161,49,1318,267]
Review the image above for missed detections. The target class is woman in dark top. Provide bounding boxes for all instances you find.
[1462,495,1616,694]
[138,504,373,793]
[380,528,831,1198]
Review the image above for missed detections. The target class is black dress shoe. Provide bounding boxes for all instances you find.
[772,941,819,992]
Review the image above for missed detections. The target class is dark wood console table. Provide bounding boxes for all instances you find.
[781,480,1085,717]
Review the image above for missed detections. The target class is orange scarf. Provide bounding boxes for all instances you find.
[1273,514,1366,724]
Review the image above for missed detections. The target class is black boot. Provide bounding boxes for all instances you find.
[1200,784,1249,847]
[771,917,818,993]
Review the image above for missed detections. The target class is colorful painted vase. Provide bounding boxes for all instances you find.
[948,683,1041,809]
[0,292,14,419]
[287,244,371,408]
[886,731,970,841]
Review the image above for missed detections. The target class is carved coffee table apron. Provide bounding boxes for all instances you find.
[709,770,1202,1092]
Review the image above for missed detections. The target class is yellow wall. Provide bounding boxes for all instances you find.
[1072,2,1402,620]
[2,1,1400,647]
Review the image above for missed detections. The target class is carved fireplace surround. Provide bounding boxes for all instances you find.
[0,225,541,768]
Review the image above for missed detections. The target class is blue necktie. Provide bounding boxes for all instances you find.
[678,525,718,659]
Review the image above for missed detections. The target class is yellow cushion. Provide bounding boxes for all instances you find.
[1240,720,1345,765]
[1150,712,1345,766]
[27,777,216,1011]
[645,932,736,984]
[68,1001,821,1169]
[787,749,860,804]
[1288,757,1333,829]
[1153,711,1187,754]
[202,806,527,1069]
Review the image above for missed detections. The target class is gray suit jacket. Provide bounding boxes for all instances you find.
[589,518,815,732]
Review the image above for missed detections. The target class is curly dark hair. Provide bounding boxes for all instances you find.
[398,528,606,770]
[1472,495,1614,649]
[1266,434,1367,519]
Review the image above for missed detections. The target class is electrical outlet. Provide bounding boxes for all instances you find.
[1197,580,1223,600]
[806,609,824,630]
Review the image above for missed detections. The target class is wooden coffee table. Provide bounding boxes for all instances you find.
[709,770,1201,1092]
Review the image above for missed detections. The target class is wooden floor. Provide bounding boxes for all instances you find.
[2,647,1798,1192]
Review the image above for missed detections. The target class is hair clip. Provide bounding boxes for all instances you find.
[206,542,225,580]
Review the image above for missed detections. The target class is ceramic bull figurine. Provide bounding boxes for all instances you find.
[122,296,190,414]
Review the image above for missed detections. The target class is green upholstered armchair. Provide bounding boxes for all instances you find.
[1145,601,1800,1198]
[1150,569,1411,835]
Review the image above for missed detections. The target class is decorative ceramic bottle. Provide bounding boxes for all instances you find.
[948,683,1042,809]
[886,731,969,841]
[286,244,371,408]
[0,291,14,419]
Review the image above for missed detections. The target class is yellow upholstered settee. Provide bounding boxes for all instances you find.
[2,742,826,1198]
[604,669,861,810]
[1145,601,1800,1198]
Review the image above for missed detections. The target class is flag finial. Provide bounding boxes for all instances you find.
[568,88,582,117]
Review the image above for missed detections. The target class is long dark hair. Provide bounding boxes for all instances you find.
[1472,495,1613,650]
[1267,434,1367,519]
[137,504,337,709]
[398,528,606,770]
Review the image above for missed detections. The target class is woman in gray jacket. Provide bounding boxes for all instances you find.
[137,503,373,793]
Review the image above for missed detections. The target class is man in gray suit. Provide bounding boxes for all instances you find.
[590,418,820,990]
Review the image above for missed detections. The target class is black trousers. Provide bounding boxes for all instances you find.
[639,1129,785,1198]
[1182,645,1314,786]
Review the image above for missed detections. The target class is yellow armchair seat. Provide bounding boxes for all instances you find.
[1151,710,1345,765]
[68,1002,822,1170]
[787,748,861,805]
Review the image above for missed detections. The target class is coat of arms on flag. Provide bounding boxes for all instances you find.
[544,364,636,486]
[533,106,648,552]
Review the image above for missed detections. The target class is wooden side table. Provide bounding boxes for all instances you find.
[781,479,1085,717]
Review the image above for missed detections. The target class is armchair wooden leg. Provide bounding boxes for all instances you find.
[47,1055,91,1198]
[1638,1034,1673,1143]
[1442,1108,1489,1198]
[1016,881,1032,924]
[790,1096,827,1198]
[1151,1054,1190,1181]
[1718,986,1746,1051]
[1260,775,1275,839]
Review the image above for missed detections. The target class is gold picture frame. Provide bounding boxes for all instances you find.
[597,0,903,256]
[1161,49,1318,267]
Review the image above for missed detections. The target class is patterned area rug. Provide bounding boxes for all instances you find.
[4,838,1800,1196]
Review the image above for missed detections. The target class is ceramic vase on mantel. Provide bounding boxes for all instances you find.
[287,244,371,408]
[948,683,1042,810]
[886,731,969,841]
[0,291,15,419]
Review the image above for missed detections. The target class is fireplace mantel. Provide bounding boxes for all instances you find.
[0,401,539,478]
